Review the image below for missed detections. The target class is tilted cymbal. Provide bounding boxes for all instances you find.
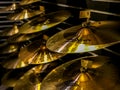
[0,24,19,37]
[0,3,18,12]
[1,64,39,87]
[19,0,40,6]
[2,35,65,69]
[13,64,48,90]
[7,32,41,43]
[19,10,71,34]
[0,43,19,55]
[8,9,44,21]
[46,21,120,53]
[41,56,120,90]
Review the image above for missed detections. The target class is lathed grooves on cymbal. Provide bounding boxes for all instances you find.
[41,56,120,90]
[19,10,71,34]
[46,21,120,53]
[8,9,44,21]
[19,0,40,5]
[0,3,17,11]
[0,24,19,37]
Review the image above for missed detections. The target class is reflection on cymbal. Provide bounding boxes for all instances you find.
[8,9,44,21]
[0,24,19,37]
[0,3,17,12]
[20,0,40,5]
[46,21,120,53]
[19,10,71,34]
[41,56,119,90]
[0,43,19,55]
[1,64,39,87]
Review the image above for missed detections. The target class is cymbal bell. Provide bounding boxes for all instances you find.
[7,9,44,21]
[19,0,40,6]
[46,21,120,53]
[19,10,71,34]
[41,56,120,90]
[0,3,18,12]
[0,24,19,37]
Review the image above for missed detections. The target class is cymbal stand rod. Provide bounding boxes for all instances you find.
[104,48,120,56]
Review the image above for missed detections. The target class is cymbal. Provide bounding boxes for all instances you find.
[1,64,39,87]
[0,24,19,37]
[0,43,19,55]
[7,32,41,43]
[8,9,44,21]
[13,64,47,90]
[19,0,40,6]
[0,3,18,12]
[41,56,120,90]
[19,10,71,34]
[46,21,120,53]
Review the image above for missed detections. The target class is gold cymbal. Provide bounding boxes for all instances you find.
[46,21,120,53]
[41,56,119,90]
[0,3,18,11]
[7,32,41,43]
[1,64,39,87]
[19,10,71,34]
[8,9,44,21]
[19,0,40,6]
[0,43,19,55]
[0,24,19,37]
[13,65,47,90]
[1,35,65,69]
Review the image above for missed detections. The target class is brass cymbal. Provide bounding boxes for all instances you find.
[1,64,39,87]
[7,32,41,43]
[0,3,18,12]
[19,0,40,6]
[13,65,47,90]
[8,9,44,21]
[0,24,19,37]
[0,43,19,55]
[19,10,71,34]
[1,35,65,69]
[41,56,120,90]
[46,21,120,53]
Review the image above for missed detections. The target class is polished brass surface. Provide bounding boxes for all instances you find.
[46,21,120,53]
[41,56,119,90]
[0,3,17,11]
[0,43,19,55]
[0,24,19,37]
[19,0,40,5]
[8,9,44,21]
[19,10,71,34]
